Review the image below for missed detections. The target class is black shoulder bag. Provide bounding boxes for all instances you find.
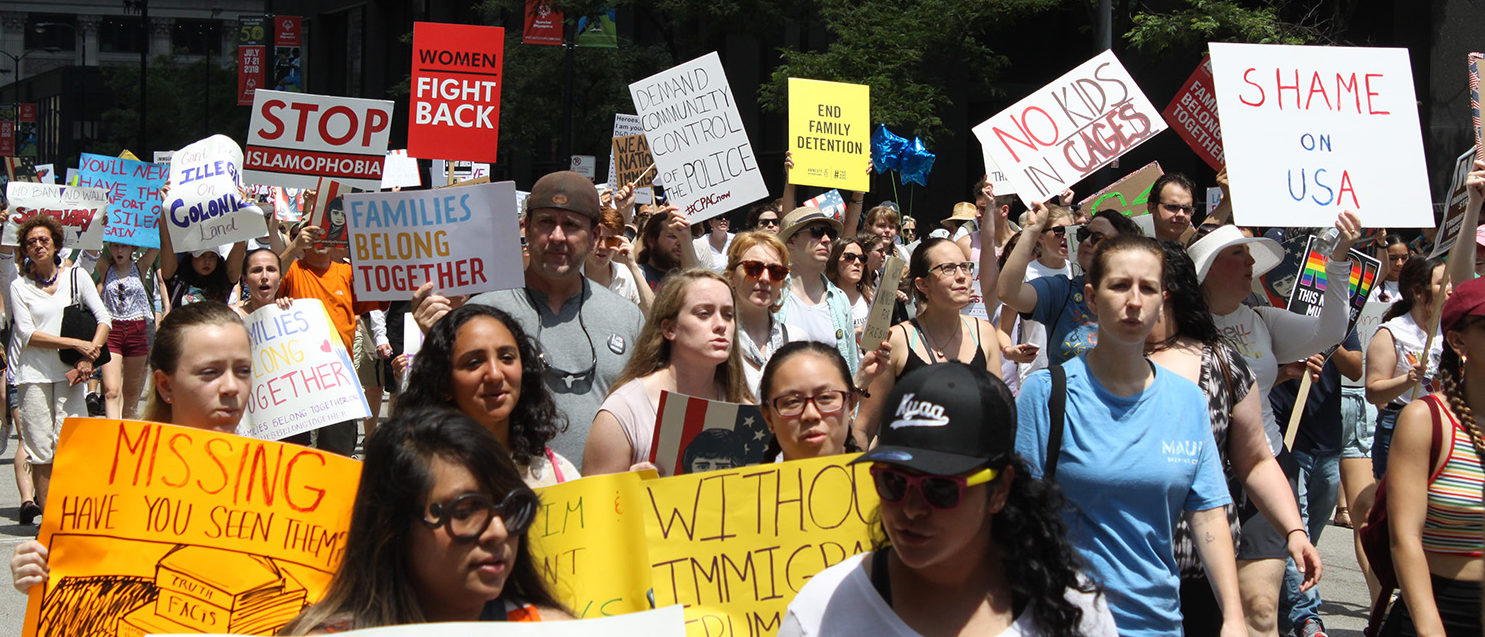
[1045,364,1067,481]
[59,268,111,367]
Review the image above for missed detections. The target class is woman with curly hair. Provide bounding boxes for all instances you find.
[781,362,1115,637]
[396,304,576,487]
[582,269,751,474]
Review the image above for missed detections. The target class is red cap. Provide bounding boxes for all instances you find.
[1441,276,1485,333]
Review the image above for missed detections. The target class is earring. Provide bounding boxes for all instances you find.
[163,396,172,404]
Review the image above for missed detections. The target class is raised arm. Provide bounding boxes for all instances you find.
[1264,211,1361,363]
[280,225,321,271]
[158,213,179,281]
[995,201,1048,314]
[1445,160,1484,286]
[224,241,248,285]
[781,151,797,213]
[1205,168,1233,226]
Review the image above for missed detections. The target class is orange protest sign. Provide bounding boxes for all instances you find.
[23,418,361,637]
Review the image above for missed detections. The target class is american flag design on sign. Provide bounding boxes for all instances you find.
[804,189,846,222]
[649,390,769,476]
[1471,53,1482,162]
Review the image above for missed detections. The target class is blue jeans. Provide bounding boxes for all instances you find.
[1373,406,1402,479]
[1281,449,1340,629]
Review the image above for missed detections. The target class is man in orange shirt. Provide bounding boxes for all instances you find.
[278,224,383,455]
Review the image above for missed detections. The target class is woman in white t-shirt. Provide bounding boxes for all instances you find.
[826,237,871,339]
[724,232,798,397]
[1365,254,1446,479]
[780,362,1115,637]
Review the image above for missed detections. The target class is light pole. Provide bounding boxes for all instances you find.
[0,49,47,105]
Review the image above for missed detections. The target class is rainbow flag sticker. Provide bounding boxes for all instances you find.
[1297,249,1328,291]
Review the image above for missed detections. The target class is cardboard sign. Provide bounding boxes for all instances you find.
[21,418,359,637]
[2,183,108,250]
[973,50,1167,207]
[787,78,870,192]
[1430,148,1478,258]
[307,177,353,246]
[380,149,422,189]
[612,134,656,190]
[1077,161,1164,217]
[1208,43,1432,228]
[645,454,876,635]
[271,187,302,222]
[242,299,371,441]
[165,135,269,252]
[343,180,523,301]
[629,52,769,223]
[160,606,687,636]
[1471,53,1482,161]
[76,153,168,248]
[244,89,395,190]
[1163,56,1224,170]
[650,391,768,476]
[606,114,652,203]
[409,22,505,163]
[530,472,656,618]
[860,256,907,352]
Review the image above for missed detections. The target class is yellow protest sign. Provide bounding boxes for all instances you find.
[532,471,656,619]
[23,418,361,637]
[644,454,877,636]
[788,78,870,192]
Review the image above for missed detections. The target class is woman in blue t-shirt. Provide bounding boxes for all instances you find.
[1015,232,1244,636]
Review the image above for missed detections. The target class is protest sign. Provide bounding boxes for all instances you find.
[431,160,490,185]
[650,391,769,476]
[22,418,359,637]
[612,134,656,191]
[2,156,36,183]
[861,256,907,352]
[645,453,876,636]
[1471,53,1482,161]
[606,114,653,203]
[153,151,174,165]
[307,177,353,246]
[34,163,53,184]
[244,89,394,190]
[531,471,655,618]
[629,52,769,223]
[270,187,301,222]
[76,152,169,248]
[165,135,269,253]
[343,180,522,302]
[980,154,1017,195]
[1206,186,1224,216]
[1207,43,1432,228]
[2,183,108,250]
[380,149,421,189]
[1077,161,1163,217]
[803,189,845,221]
[1430,148,1479,259]
[973,50,1167,208]
[1163,56,1224,170]
[1285,236,1381,331]
[155,606,687,636]
[409,22,505,163]
[788,78,870,192]
[243,299,371,441]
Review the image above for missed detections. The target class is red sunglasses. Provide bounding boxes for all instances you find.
[870,464,997,509]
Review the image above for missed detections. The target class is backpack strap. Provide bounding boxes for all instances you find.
[1424,395,1445,479]
[870,548,893,608]
[1045,364,1067,482]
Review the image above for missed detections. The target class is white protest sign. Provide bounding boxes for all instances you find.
[242,298,371,441]
[33,164,54,184]
[981,153,1016,195]
[244,89,395,190]
[431,160,489,185]
[165,135,269,252]
[607,113,652,203]
[380,149,422,189]
[974,49,1166,207]
[153,605,686,636]
[629,52,769,223]
[1208,43,1433,228]
[2,183,108,249]
[343,180,523,302]
[1430,147,1478,258]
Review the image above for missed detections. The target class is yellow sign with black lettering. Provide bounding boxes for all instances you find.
[788,78,870,192]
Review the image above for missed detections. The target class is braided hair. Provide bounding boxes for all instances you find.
[1437,335,1485,462]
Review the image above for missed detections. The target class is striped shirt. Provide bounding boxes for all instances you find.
[1422,396,1485,556]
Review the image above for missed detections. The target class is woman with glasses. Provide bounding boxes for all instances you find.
[855,238,1002,446]
[724,231,798,395]
[759,341,893,462]
[746,200,783,235]
[281,407,571,632]
[996,208,1141,367]
[397,304,578,487]
[583,269,752,475]
[826,237,871,338]
[1017,234,1245,636]
[781,362,1116,637]
[94,242,157,420]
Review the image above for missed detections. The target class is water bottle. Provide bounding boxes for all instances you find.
[1313,226,1341,259]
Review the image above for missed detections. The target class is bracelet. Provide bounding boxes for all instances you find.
[1286,528,1308,540]
[854,386,871,398]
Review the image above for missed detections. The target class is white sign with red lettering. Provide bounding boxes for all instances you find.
[1208,43,1432,228]
[2,183,108,250]
[973,50,1166,208]
[342,180,522,302]
[244,89,395,191]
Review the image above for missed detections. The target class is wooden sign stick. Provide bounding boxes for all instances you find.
[628,163,656,188]
[859,256,907,354]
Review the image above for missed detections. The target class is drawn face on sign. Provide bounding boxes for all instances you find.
[410,457,521,618]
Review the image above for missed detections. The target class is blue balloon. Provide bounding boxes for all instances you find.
[872,124,909,174]
[899,137,936,187]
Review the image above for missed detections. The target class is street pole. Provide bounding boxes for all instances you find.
[559,19,574,165]
[139,0,148,155]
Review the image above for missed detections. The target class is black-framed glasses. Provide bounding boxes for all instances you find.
[1044,226,1067,237]
[1160,202,1195,215]
[756,218,780,228]
[738,259,789,281]
[1075,227,1110,247]
[870,465,997,510]
[805,225,839,240]
[929,261,975,277]
[839,252,867,264]
[423,490,538,542]
[769,390,851,417]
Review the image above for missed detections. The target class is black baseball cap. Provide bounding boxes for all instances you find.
[854,362,1016,475]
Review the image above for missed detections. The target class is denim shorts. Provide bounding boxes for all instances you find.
[1340,386,1376,459]
[1373,405,1402,479]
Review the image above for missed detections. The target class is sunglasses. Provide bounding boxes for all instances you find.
[805,224,839,241]
[1044,226,1067,238]
[600,236,624,248]
[757,218,779,227]
[839,252,867,264]
[870,465,998,510]
[1075,227,1109,246]
[422,490,538,542]
[1160,202,1195,215]
[738,260,789,281]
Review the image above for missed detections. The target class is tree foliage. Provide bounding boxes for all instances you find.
[1123,0,1353,54]
[99,54,249,158]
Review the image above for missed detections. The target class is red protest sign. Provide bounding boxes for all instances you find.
[523,0,563,46]
[243,89,394,190]
[1163,55,1224,170]
[409,22,505,163]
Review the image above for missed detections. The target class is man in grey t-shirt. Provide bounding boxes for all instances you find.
[414,171,643,470]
